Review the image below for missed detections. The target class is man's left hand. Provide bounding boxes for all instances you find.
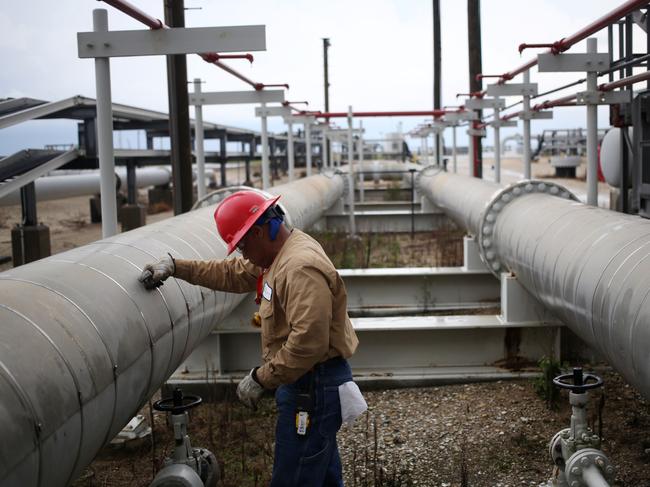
[237,368,264,410]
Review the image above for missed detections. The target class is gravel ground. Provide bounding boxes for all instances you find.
[71,370,650,487]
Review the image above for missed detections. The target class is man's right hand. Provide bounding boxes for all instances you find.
[139,253,175,289]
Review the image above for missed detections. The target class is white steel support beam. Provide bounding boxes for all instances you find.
[422,135,429,165]
[93,9,118,238]
[494,105,501,184]
[358,120,365,203]
[78,25,266,58]
[522,70,532,180]
[347,106,356,236]
[586,38,599,207]
[305,121,312,177]
[287,119,295,181]
[260,101,270,189]
[191,90,284,106]
[322,127,329,169]
[452,125,457,173]
[193,79,206,199]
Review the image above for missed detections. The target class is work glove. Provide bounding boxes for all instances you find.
[237,367,264,410]
[139,253,175,289]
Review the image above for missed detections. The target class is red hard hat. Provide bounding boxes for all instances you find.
[214,190,281,254]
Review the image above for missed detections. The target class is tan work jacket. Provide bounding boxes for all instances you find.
[174,229,359,388]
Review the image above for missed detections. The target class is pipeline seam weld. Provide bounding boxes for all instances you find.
[55,259,155,415]
[97,249,180,385]
[0,359,42,485]
[0,304,84,487]
[591,225,650,363]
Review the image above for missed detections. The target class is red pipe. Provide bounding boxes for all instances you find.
[486,0,649,84]
[532,94,577,110]
[558,0,649,51]
[100,0,283,91]
[311,110,452,119]
[101,0,164,29]
[599,70,650,91]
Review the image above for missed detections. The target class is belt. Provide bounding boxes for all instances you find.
[293,356,345,392]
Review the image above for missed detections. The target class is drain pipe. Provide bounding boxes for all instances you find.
[417,169,650,401]
[0,173,344,487]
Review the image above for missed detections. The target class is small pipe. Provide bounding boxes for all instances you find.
[200,53,254,64]
[599,70,650,91]
[582,465,610,487]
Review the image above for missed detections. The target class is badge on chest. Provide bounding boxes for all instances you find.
[262,282,273,301]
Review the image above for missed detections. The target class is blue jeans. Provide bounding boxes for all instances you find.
[270,357,352,487]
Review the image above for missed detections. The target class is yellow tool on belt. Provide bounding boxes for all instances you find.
[251,312,261,328]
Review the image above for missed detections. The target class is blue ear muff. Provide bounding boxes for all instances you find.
[255,205,285,241]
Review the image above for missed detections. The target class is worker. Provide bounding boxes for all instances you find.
[139,190,364,486]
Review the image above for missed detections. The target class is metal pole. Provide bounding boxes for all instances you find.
[494,106,501,184]
[305,121,312,177]
[260,101,270,189]
[287,119,295,181]
[433,0,442,166]
[164,0,193,214]
[452,125,458,172]
[358,120,364,203]
[323,38,332,164]
[347,106,356,236]
[621,15,633,214]
[423,136,429,165]
[468,134,474,177]
[322,128,329,169]
[468,0,483,178]
[586,37,598,206]
[93,9,118,238]
[193,78,206,200]
[523,70,532,179]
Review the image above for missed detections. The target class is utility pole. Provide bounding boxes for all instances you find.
[433,0,442,166]
[467,0,483,178]
[164,0,193,214]
[323,38,331,167]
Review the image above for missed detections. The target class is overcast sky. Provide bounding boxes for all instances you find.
[0,0,645,155]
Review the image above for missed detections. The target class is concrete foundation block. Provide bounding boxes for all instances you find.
[148,186,173,211]
[11,224,51,266]
[119,204,146,232]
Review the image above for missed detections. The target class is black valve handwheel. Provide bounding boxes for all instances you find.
[153,388,202,414]
[553,368,603,393]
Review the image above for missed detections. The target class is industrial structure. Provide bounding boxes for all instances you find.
[1,0,650,486]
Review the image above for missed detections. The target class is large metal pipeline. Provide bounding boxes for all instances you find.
[417,169,650,400]
[0,173,343,487]
[0,167,172,206]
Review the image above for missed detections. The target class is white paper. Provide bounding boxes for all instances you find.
[339,381,367,424]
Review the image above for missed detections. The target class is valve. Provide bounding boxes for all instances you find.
[553,367,603,394]
[150,389,218,487]
[153,388,203,414]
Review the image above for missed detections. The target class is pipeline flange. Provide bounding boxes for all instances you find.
[478,180,578,277]
[549,428,571,467]
[564,448,614,485]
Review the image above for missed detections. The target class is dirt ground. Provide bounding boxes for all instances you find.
[69,370,650,487]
